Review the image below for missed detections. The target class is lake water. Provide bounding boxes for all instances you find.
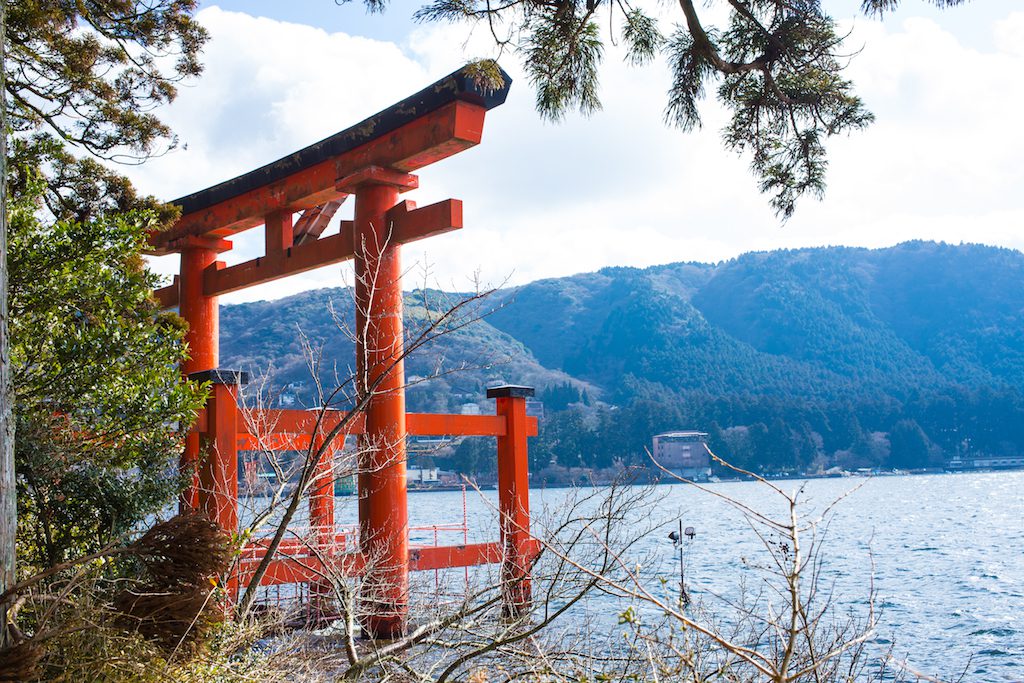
[385,471,1022,681]
[260,471,1022,679]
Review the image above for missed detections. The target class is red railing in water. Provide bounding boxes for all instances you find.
[192,380,538,617]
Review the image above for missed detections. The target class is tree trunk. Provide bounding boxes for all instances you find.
[0,0,16,649]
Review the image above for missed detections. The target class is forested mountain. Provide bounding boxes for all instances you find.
[220,288,586,415]
[221,241,1024,475]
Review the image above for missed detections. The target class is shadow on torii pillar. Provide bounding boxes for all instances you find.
[149,65,537,639]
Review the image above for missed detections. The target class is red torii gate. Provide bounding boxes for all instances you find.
[150,66,536,638]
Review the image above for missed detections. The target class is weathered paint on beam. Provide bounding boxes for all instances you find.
[153,276,179,309]
[151,103,478,250]
[204,224,356,296]
[294,200,345,245]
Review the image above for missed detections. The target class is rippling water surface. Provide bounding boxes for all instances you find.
[387,471,1023,681]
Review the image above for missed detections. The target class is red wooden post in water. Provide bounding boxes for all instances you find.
[345,169,416,639]
[489,385,535,617]
[309,425,336,613]
[192,369,248,597]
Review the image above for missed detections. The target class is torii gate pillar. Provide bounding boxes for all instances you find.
[347,171,415,638]
[179,240,222,511]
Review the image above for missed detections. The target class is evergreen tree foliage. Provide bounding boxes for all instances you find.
[0,2,207,635]
[538,382,586,412]
[4,0,207,219]
[450,436,497,476]
[411,0,964,217]
[887,418,932,469]
[5,1,205,158]
[9,177,205,568]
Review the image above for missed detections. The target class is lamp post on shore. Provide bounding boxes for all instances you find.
[669,521,696,606]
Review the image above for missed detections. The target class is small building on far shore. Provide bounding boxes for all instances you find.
[408,467,440,484]
[652,431,711,481]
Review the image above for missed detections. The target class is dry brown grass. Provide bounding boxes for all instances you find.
[0,640,44,682]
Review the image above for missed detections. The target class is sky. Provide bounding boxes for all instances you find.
[129,1,1024,304]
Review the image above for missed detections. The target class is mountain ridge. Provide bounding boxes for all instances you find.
[220,240,1024,472]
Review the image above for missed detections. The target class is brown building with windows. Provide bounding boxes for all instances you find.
[652,431,712,481]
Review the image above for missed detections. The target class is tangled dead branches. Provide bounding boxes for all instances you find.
[129,513,232,589]
[113,514,232,654]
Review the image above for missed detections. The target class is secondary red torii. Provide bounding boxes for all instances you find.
[151,65,536,638]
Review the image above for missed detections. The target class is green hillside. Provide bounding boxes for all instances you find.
[220,287,586,414]
[221,241,1024,474]
[488,242,1024,398]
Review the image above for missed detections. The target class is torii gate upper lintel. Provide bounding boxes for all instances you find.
[150,65,536,639]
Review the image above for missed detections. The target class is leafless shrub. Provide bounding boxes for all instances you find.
[577,449,887,682]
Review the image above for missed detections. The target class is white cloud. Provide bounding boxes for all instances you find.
[994,12,1024,57]
[133,6,1024,303]
[134,8,432,197]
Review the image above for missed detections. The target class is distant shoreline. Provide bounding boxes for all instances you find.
[405,464,1024,493]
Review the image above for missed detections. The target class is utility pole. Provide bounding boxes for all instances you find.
[0,0,15,649]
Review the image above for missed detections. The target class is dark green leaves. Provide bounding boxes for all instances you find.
[412,0,903,217]
[413,0,479,24]
[861,0,967,17]
[9,176,205,567]
[670,1,874,218]
[622,9,662,67]
[8,136,179,226]
[524,5,604,120]
[665,27,718,132]
[4,1,208,161]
